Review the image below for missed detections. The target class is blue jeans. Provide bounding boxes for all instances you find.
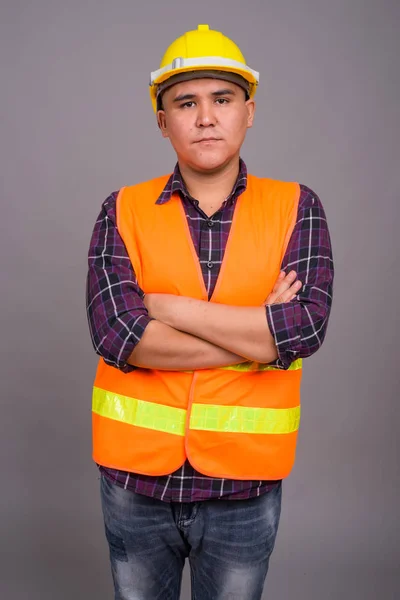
[100,474,282,600]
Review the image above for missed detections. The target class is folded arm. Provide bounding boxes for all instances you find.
[127,320,245,370]
[144,296,279,363]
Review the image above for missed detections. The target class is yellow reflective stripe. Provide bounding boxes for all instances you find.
[217,361,257,372]
[190,404,300,434]
[220,358,302,372]
[92,387,186,436]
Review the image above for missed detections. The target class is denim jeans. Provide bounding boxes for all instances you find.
[100,474,282,600]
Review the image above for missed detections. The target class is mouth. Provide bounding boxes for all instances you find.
[194,138,222,144]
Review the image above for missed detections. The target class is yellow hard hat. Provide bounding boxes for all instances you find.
[149,24,259,112]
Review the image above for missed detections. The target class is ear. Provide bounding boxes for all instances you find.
[157,110,169,138]
[245,99,256,129]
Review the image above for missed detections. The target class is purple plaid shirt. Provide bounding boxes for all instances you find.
[86,158,334,503]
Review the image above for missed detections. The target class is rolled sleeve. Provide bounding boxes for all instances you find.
[86,192,152,372]
[266,185,334,369]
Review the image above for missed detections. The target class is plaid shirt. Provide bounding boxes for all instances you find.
[86,159,334,502]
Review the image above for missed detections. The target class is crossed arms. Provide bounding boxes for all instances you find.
[128,272,301,370]
[86,186,334,373]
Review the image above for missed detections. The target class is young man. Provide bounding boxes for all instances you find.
[86,24,334,600]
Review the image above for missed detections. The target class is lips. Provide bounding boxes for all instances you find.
[195,138,221,143]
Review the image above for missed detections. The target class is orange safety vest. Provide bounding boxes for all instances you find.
[92,173,302,480]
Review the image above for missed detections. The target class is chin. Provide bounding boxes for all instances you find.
[188,151,234,173]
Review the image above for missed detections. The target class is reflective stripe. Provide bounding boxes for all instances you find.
[92,387,186,436]
[190,404,300,434]
[150,56,260,85]
[93,387,300,437]
[183,358,302,374]
[219,358,302,372]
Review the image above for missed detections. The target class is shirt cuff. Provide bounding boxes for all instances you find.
[113,315,153,373]
[266,304,302,370]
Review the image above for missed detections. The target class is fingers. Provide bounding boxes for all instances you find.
[271,270,286,293]
[264,270,303,305]
[274,281,302,303]
[277,271,302,302]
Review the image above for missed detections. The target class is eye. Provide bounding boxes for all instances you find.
[180,101,196,108]
[215,98,229,105]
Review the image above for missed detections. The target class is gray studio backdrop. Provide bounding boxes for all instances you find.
[1,1,399,599]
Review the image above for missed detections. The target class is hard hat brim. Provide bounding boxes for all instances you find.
[149,56,259,112]
[156,70,251,97]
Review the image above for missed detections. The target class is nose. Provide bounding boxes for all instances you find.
[196,101,217,127]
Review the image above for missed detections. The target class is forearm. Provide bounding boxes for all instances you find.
[127,320,245,371]
[151,297,279,364]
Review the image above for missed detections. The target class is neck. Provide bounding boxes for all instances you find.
[178,157,240,213]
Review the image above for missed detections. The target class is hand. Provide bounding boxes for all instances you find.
[263,270,302,305]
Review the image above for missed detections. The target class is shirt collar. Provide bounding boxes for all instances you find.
[156,158,248,205]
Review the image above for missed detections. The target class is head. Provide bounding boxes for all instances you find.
[156,75,255,173]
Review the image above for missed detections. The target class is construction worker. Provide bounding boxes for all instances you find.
[86,24,334,600]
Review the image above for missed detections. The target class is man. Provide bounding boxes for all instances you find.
[86,24,334,600]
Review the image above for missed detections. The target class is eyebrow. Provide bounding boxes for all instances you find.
[172,89,236,103]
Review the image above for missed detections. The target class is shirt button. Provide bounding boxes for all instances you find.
[207,261,214,269]
[207,220,214,228]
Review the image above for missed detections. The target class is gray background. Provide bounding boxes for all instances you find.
[1,0,399,598]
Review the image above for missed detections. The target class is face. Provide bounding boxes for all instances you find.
[157,78,255,173]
